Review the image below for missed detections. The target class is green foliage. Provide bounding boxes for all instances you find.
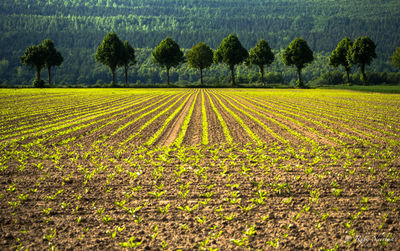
[41,38,64,85]
[121,41,136,85]
[19,39,63,87]
[392,47,400,70]
[95,32,125,85]
[282,38,314,87]
[247,39,275,86]
[152,37,184,85]
[347,36,377,84]
[186,42,213,86]
[329,37,353,84]
[2,1,400,86]
[20,44,47,85]
[214,34,248,87]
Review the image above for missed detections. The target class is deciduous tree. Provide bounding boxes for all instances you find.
[347,36,376,85]
[214,34,248,87]
[329,37,353,84]
[95,32,124,86]
[152,37,184,86]
[20,44,47,87]
[246,39,275,86]
[121,41,136,86]
[186,42,213,86]
[41,38,63,85]
[282,38,314,87]
[392,47,400,70]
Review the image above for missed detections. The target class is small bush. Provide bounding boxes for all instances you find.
[33,79,45,88]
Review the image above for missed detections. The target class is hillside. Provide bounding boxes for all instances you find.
[1,0,399,85]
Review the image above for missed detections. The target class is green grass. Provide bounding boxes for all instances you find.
[319,85,400,94]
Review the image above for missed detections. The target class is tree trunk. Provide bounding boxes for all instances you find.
[200,68,204,86]
[125,66,128,86]
[47,66,51,85]
[345,68,351,85]
[361,64,366,85]
[230,65,236,87]
[260,66,265,86]
[111,68,115,86]
[297,67,303,87]
[167,67,170,86]
[35,66,41,81]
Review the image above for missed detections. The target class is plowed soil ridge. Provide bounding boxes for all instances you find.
[156,91,197,146]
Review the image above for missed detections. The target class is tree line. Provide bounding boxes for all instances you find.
[3,0,400,85]
[20,32,400,87]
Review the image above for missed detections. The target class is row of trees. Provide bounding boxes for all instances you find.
[20,33,400,87]
[94,32,312,87]
[94,33,284,87]
[95,32,380,88]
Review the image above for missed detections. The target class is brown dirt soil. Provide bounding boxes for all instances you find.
[1,142,399,250]
[245,95,375,146]
[156,91,198,146]
[202,91,226,145]
[216,93,304,146]
[230,94,339,147]
[207,91,253,144]
[182,91,203,146]
[254,95,399,146]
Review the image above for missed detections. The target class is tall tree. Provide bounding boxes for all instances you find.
[246,39,275,86]
[214,34,248,87]
[391,47,400,70]
[95,32,124,86]
[152,37,184,86]
[120,41,136,86]
[20,44,47,87]
[329,37,353,84]
[186,42,213,86]
[282,38,314,87]
[347,36,377,85]
[41,38,63,85]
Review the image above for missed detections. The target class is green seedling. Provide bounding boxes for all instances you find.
[243,225,256,236]
[231,237,248,247]
[148,190,166,199]
[119,236,142,248]
[158,204,170,214]
[177,204,199,214]
[196,216,207,224]
[102,215,113,224]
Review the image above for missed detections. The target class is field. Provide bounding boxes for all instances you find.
[0,88,399,250]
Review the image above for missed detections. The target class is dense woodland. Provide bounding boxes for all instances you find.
[1,0,400,86]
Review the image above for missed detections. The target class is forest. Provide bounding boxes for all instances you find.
[1,0,400,86]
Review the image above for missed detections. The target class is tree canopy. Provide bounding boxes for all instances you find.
[41,38,64,85]
[152,37,184,85]
[214,34,248,87]
[282,37,314,87]
[347,36,377,84]
[20,44,47,87]
[186,42,213,86]
[121,41,137,86]
[20,39,63,87]
[247,39,275,86]
[95,32,125,85]
[391,47,400,70]
[329,37,353,84]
